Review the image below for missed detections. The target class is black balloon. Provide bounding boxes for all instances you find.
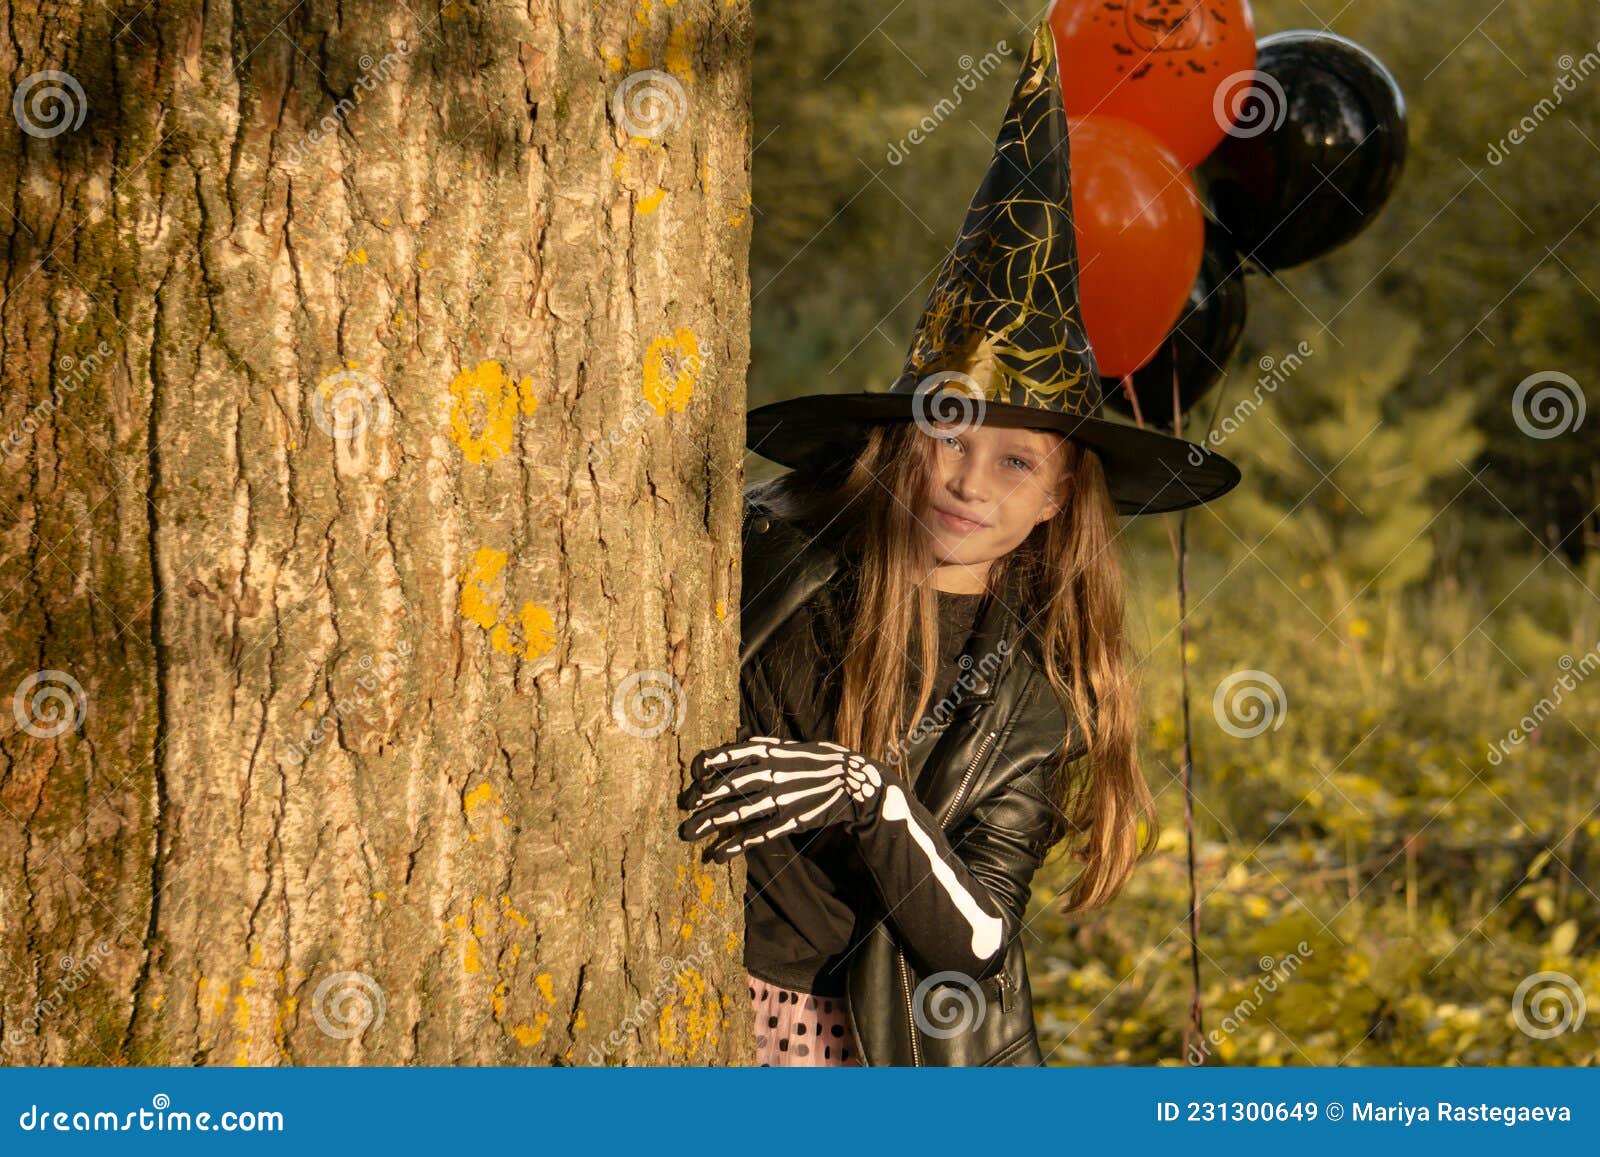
[1104,223,1248,429]
[1201,30,1407,273]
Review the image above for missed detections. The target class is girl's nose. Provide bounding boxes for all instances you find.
[950,454,990,499]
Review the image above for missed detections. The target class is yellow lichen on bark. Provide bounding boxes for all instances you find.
[446,361,538,464]
[457,547,556,661]
[643,328,701,415]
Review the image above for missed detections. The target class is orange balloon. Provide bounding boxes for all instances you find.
[1069,115,1204,378]
[1051,0,1257,170]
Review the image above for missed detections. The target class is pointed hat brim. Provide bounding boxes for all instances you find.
[746,392,1240,517]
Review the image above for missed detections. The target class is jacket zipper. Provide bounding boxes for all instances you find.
[898,949,921,1066]
[937,726,998,827]
[901,724,1001,1066]
[967,675,1035,1022]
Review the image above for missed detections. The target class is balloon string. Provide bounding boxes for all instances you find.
[1116,373,1148,428]
[1171,363,1204,1063]
[1185,338,1247,1064]
[1119,368,1205,1061]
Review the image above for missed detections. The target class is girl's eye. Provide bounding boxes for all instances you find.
[1006,456,1034,471]
[940,435,962,450]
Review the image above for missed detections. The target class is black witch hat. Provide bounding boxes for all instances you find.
[746,20,1241,515]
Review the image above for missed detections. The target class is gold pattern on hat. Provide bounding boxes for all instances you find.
[891,21,1101,418]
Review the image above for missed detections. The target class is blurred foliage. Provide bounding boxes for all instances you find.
[1210,298,1486,620]
[1025,531,1600,1065]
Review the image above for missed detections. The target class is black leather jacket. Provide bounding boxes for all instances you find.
[739,481,1083,1066]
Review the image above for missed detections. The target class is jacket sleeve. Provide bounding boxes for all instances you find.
[736,648,791,743]
[848,746,1070,982]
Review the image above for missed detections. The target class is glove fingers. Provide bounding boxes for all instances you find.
[678,791,780,842]
[705,787,850,861]
[678,762,844,812]
[688,737,788,785]
[678,762,772,811]
[676,738,881,861]
[684,774,842,837]
[682,777,852,847]
[681,772,850,829]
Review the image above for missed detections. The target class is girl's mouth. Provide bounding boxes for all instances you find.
[934,507,986,533]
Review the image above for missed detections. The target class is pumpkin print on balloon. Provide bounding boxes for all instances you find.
[1123,0,1207,57]
[1050,0,1257,168]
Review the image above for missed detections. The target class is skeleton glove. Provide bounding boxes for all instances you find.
[676,737,895,863]
[676,735,1008,964]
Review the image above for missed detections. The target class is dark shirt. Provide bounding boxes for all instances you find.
[739,581,989,994]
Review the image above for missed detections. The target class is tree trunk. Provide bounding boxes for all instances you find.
[0,0,753,1065]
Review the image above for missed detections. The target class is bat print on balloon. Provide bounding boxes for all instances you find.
[1126,0,1204,51]
[1106,1,1231,79]
[1051,1,1257,168]
[678,737,1006,961]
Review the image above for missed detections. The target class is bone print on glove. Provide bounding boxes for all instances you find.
[676,737,886,860]
[677,736,1005,963]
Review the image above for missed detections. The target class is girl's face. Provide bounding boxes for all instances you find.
[919,421,1070,575]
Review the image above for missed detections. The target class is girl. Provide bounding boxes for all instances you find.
[677,20,1240,1066]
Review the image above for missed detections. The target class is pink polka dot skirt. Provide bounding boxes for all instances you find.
[747,972,862,1066]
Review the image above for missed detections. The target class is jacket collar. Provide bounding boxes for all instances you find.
[739,506,848,669]
[956,572,1020,708]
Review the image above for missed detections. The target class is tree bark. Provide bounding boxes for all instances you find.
[0,0,753,1065]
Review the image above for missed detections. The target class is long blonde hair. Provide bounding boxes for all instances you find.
[758,420,1156,911]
